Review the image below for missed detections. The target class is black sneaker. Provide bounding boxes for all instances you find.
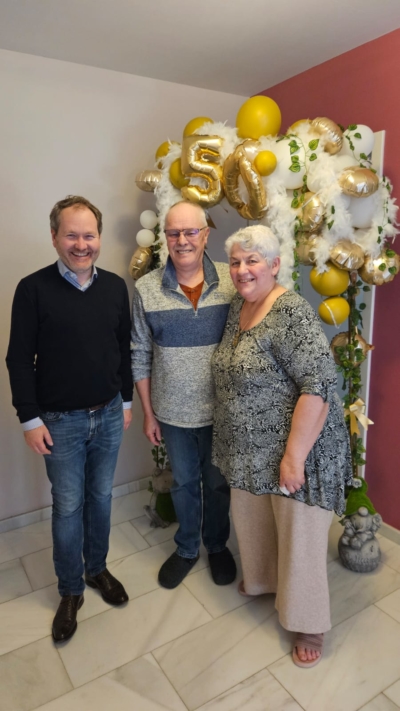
[208,547,237,585]
[158,551,199,589]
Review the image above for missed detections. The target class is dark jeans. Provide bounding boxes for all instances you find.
[42,394,123,596]
[160,422,230,559]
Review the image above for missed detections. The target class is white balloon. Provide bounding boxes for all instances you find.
[139,210,158,229]
[136,229,156,247]
[333,155,359,174]
[340,125,375,160]
[349,194,378,229]
[273,140,306,189]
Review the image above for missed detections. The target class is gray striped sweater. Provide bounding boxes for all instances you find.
[131,253,235,427]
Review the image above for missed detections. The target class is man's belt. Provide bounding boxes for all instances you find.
[77,399,113,414]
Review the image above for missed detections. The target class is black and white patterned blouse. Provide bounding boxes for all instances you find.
[211,290,353,515]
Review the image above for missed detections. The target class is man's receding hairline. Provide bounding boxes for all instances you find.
[166,201,208,226]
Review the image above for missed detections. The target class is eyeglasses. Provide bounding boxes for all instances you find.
[164,227,207,240]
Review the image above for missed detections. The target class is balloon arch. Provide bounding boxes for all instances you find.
[132,95,399,327]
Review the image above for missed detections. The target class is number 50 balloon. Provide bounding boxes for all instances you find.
[223,140,267,220]
[181,135,224,207]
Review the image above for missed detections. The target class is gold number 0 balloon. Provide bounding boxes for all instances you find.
[180,135,224,207]
[223,140,267,220]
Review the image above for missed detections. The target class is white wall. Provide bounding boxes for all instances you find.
[0,49,245,522]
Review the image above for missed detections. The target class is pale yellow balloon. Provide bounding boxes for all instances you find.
[183,117,213,138]
[236,96,281,140]
[254,150,277,176]
[310,262,350,296]
[169,159,189,190]
[287,119,310,132]
[318,297,350,326]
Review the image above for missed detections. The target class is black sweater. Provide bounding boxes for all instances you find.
[6,263,133,423]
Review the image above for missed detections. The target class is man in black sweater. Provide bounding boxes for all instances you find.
[6,195,133,642]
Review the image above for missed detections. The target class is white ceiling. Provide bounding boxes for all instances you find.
[1,0,400,96]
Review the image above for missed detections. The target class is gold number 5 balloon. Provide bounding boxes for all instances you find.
[180,135,224,207]
[223,140,267,220]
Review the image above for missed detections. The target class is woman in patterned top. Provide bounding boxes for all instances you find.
[211,225,352,668]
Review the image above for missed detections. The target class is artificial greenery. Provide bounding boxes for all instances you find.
[333,272,370,476]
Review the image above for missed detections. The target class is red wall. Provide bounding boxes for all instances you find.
[260,29,400,528]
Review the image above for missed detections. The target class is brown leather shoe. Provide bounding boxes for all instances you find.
[52,594,84,642]
[85,569,128,605]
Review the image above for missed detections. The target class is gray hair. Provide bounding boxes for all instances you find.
[225,225,280,266]
[166,201,208,227]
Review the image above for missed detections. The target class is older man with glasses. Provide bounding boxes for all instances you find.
[131,200,237,589]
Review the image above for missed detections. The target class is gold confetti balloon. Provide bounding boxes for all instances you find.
[330,332,373,366]
[298,192,324,233]
[310,117,343,155]
[359,250,400,285]
[135,169,163,193]
[329,239,365,271]
[339,167,379,198]
[129,247,153,281]
[295,235,319,265]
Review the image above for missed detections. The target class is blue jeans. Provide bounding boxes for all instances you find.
[41,394,124,596]
[160,423,230,559]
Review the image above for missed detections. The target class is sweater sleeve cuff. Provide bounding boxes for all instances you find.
[22,417,44,431]
[123,401,132,409]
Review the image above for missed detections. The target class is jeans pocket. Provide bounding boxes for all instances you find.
[107,394,123,412]
[40,411,64,423]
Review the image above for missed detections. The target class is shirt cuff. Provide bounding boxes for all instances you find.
[123,401,133,410]
[22,417,44,431]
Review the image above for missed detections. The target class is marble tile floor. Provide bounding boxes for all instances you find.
[1,491,400,711]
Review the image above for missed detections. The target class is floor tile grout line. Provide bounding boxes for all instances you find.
[373,601,400,626]
[149,651,190,710]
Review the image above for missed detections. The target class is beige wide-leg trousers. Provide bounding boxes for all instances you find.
[231,489,333,633]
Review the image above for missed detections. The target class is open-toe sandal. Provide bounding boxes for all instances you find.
[292,633,324,668]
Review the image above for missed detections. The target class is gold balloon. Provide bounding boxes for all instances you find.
[223,140,267,220]
[135,169,163,192]
[338,167,379,198]
[295,235,318,265]
[183,117,213,138]
[129,247,153,280]
[318,297,350,326]
[310,261,350,296]
[181,135,224,207]
[254,150,277,176]
[330,332,374,366]
[359,250,400,285]
[329,239,365,271]
[298,192,324,233]
[310,117,343,155]
[169,159,189,190]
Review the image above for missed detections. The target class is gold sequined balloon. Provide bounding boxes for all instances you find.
[359,250,400,285]
[295,235,319,265]
[129,247,153,280]
[135,169,163,193]
[330,332,373,366]
[329,240,365,271]
[298,192,324,233]
[338,167,379,198]
[310,117,343,155]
